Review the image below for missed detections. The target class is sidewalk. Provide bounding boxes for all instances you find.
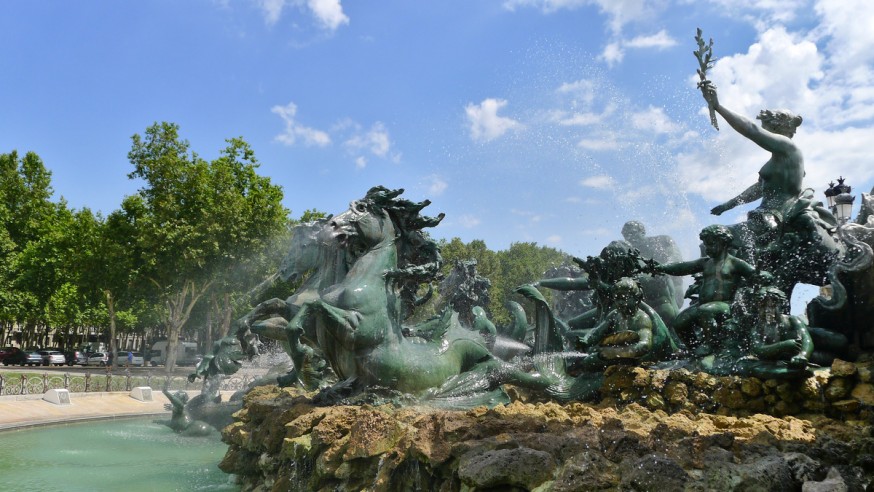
[0,390,175,431]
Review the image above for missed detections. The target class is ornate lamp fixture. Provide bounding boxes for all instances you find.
[824,181,838,209]
[833,176,855,223]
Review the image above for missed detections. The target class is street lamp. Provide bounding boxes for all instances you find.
[824,181,838,209]
[833,176,855,223]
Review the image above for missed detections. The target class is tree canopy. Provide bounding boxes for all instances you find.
[1,128,576,368]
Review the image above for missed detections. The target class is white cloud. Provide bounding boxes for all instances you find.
[257,0,285,25]
[354,156,367,169]
[504,1,670,67]
[344,122,392,157]
[465,98,523,142]
[801,127,874,195]
[815,0,874,68]
[502,0,588,14]
[503,0,651,35]
[631,106,680,134]
[625,29,677,50]
[555,111,603,126]
[577,136,620,151]
[677,16,874,205]
[426,175,448,196]
[255,0,349,31]
[307,0,349,31]
[599,29,677,68]
[271,102,331,147]
[812,0,874,125]
[599,42,624,67]
[557,79,597,107]
[546,235,562,244]
[580,175,616,189]
[703,0,805,25]
[458,214,481,228]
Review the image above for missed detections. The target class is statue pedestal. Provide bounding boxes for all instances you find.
[220,369,874,490]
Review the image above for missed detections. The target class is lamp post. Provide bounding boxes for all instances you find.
[832,176,855,224]
[824,181,837,209]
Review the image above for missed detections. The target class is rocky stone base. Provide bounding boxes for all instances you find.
[220,375,874,491]
[590,358,874,420]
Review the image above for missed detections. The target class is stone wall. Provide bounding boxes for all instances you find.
[220,365,874,491]
[595,358,874,420]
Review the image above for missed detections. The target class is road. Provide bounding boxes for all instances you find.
[0,364,197,377]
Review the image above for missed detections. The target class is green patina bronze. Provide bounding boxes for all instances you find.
[239,186,571,404]
[621,220,684,328]
[740,286,814,380]
[188,336,246,401]
[216,29,874,406]
[159,387,213,436]
[574,277,682,371]
[699,58,842,298]
[656,225,761,356]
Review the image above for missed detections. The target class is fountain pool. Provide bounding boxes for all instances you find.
[0,417,237,491]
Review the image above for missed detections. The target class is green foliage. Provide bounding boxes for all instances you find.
[0,151,55,248]
[124,122,288,369]
[0,151,57,326]
[1,127,292,358]
[126,124,288,293]
[298,208,328,223]
[438,238,567,324]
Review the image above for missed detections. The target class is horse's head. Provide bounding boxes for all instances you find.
[330,199,395,254]
[279,219,331,281]
[330,186,445,265]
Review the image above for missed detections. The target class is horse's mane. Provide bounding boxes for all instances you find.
[363,186,445,230]
[362,186,446,316]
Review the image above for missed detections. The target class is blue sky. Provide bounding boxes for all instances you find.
[3,1,873,305]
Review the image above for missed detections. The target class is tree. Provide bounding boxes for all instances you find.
[0,199,16,344]
[67,205,144,368]
[0,151,57,343]
[0,151,55,248]
[438,238,567,324]
[125,123,288,372]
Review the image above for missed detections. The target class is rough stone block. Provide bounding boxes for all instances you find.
[129,386,153,402]
[850,383,874,406]
[831,359,857,378]
[43,388,71,405]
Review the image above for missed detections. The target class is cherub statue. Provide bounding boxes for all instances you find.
[159,387,213,436]
[187,336,246,407]
[574,277,681,371]
[657,225,761,355]
[738,286,814,380]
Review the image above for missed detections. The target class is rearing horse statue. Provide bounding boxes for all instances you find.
[235,218,349,348]
[283,186,565,399]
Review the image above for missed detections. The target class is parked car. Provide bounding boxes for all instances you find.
[85,352,110,366]
[37,350,66,366]
[0,347,19,364]
[64,349,89,366]
[116,351,144,367]
[3,349,43,366]
[149,340,200,366]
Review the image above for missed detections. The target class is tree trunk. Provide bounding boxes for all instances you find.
[205,294,215,353]
[105,290,118,371]
[163,279,212,374]
[218,292,234,339]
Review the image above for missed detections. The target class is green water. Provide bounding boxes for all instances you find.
[0,418,239,492]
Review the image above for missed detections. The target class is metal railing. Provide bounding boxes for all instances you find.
[0,371,255,397]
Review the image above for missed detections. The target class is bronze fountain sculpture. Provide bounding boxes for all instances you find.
[194,29,874,410]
